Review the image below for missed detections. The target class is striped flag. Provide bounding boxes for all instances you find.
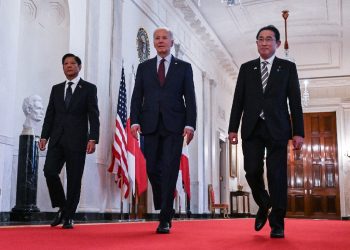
[176,137,191,200]
[180,138,191,200]
[126,118,147,197]
[125,68,147,197]
[108,67,130,199]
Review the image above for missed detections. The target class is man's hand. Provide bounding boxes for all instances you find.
[228,132,238,145]
[131,125,142,141]
[86,141,96,154]
[183,128,194,145]
[292,136,303,150]
[39,139,47,151]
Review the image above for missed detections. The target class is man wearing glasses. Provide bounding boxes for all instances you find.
[228,25,304,238]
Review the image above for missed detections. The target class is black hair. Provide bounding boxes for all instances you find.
[62,53,82,66]
[256,25,280,42]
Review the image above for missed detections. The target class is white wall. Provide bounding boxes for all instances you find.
[0,0,21,212]
[12,0,71,212]
[4,0,348,219]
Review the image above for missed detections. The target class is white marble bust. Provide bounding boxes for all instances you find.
[22,95,44,135]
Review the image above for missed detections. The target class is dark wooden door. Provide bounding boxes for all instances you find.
[286,139,309,218]
[286,112,340,219]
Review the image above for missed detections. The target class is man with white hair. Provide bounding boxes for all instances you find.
[130,27,197,234]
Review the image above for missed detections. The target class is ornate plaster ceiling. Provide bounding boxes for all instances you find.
[175,0,350,80]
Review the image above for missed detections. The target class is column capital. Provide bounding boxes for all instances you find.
[202,71,210,80]
[174,43,186,59]
[209,79,217,88]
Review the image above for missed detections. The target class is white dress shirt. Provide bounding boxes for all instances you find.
[259,54,275,74]
[156,54,172,76]
[64,76,81,99]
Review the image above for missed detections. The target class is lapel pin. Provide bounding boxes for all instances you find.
[175,62,178,64]
[254,67,257,70]
[79,85,82,88]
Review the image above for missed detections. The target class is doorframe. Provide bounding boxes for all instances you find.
[216,131,229,205]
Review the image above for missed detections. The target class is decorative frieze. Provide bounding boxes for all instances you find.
[173,0,237,79]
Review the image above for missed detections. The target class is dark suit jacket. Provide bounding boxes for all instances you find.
[130,55,197,134]
[41,78,100,152]
[228,57,304,140]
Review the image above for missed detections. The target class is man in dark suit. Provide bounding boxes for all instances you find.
[130,27,197,234]
[228,25,304,238]
[39,53,100,229]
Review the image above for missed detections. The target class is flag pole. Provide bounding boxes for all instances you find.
[179,194,181,219]
[120,175,124,220]
[128,186,132,220]
[185,188,189,219]
[135,186,139,220]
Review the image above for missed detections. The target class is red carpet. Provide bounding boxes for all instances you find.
[0,218,349,250]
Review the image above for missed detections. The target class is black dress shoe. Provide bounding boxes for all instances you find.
[156,220,170,234]
[62,219,74,229]
[254,209,268,231]
[51,209,64,227]
[270,228,284,238]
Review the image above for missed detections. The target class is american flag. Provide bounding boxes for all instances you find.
[108,67,130,199]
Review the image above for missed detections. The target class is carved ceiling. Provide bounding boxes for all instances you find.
[21,0,69,27]
[174,0,350,80]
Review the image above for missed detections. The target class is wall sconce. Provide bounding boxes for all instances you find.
[346,151,350,158]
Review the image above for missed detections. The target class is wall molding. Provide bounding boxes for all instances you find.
[0,135,14,146]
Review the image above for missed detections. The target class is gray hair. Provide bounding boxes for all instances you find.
[22,95,42,115]
[153,27,174,40]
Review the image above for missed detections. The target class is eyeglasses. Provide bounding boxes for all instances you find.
[257,38,276,44]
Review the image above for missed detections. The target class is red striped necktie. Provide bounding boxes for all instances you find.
[158,59,165,87]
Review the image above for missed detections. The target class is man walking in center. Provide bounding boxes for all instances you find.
[39,53,100,229]
[228,25,304,238]
[130,27,197,234]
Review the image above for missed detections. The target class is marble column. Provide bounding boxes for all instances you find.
[174,43,190,215]
[76,0,102,219]
[105,0,125,216]
[202,72,212,214]
[11,135,44,221]
[209,79,221,202]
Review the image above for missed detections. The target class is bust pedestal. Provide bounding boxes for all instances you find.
[10,135,45,221]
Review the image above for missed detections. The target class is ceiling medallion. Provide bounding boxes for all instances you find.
[198,0,243,9]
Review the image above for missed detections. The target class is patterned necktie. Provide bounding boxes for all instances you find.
[158,59,165,87]
[260,61,269,119]
[65,82,73,109]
